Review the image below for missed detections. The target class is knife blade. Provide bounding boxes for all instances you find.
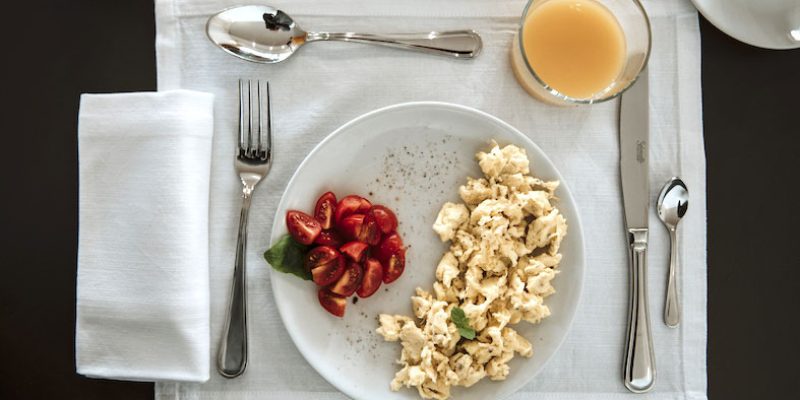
[619,69,656,393]
[620,71,650,230]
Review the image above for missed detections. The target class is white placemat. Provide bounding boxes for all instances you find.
[154,1,707,399]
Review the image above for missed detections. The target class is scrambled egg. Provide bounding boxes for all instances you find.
[377,142,568,399]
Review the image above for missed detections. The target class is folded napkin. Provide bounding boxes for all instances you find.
[76,90,214,383]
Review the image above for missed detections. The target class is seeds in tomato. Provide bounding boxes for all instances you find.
[359,211,381,245]
[382,248,405,284]
[314,230,344,247]
[311,255,345,286]
[318,288,347,317]
[304,245,339,271]
[286,210,322,245]
[356,258,383,298]
[330,261,364,297]
[314,192,337,230]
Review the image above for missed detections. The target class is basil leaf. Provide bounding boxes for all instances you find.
[451,307,476,340]
[264,234,311,281]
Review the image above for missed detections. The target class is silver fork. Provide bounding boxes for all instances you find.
[218,79,272,378]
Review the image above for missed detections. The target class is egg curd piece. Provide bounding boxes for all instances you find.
[377,142,567,400]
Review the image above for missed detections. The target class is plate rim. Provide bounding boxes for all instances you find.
[268,101,586,399]
[690,0,800,50]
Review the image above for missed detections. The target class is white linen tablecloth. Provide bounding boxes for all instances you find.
[154,0,706,398]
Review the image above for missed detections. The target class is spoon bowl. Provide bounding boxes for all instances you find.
[207,5,302,63]
[206,5,482,64]
[657,178,689,229]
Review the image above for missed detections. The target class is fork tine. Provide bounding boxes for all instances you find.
[256,81,262,155]
[238,79,272,160]
[264,81,272,158]
[238,79,245,154]
[247,79,254,157]
[257,81,272,158]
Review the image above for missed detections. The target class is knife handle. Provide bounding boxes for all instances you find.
[623,228,656,393]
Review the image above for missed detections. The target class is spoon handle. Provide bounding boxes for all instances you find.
[664,228,680,327]
[306,30,482,59]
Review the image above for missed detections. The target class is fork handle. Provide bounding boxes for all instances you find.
[217,191,252,378]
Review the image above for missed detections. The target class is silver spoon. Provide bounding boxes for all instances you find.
[656,177,689,328]
[206,5,482,63]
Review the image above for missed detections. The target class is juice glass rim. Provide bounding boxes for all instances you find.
[517,0,652,105]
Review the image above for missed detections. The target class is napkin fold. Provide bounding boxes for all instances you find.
[76,90,214,383]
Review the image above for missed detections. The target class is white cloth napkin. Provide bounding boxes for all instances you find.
[76,90,214,383]
[154,0,706,399]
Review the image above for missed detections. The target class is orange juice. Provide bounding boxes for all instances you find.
[514,0,626,100]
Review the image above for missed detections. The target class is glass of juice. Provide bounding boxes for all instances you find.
[511,0,651,106]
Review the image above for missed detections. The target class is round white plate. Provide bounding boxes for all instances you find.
[269,102,585,400]
[691,0,800,49]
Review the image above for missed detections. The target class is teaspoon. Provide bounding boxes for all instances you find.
[656,177,688,328]
[206,5,483,63]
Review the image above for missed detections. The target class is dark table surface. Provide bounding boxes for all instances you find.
[2,1,799,399]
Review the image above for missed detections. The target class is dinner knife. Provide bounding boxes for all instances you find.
[619,68,656,393]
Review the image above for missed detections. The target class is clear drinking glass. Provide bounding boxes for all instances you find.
[511,0,651,106]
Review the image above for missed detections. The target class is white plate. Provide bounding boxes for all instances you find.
[269,102,585,400]
[691,0,800,49]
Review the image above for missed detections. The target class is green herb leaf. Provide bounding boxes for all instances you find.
[264,234,311,280]
[451,307,476,340]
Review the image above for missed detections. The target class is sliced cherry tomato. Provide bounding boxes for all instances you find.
[356,258,383,298]
[311,255,345,286]
[318,288,346,317]
[382,248,405,284]
[286,210,321,245]
[330,261,364,297]
[338,214,365,241]
[334,196,362,225]
[329,261,364,297]
[304,245,339,271]
[314,192,337,230]
[375,232,404,264]
[359,211,381,246]
[371,205,398,234]
[358,197,372,212]
[305,246,345,286]
[334,195,372,225]
[314,230,344,247]
[340,241,369,263]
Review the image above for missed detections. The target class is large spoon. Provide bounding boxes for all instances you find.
[206,5,482,63]
[656,177,689,328]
